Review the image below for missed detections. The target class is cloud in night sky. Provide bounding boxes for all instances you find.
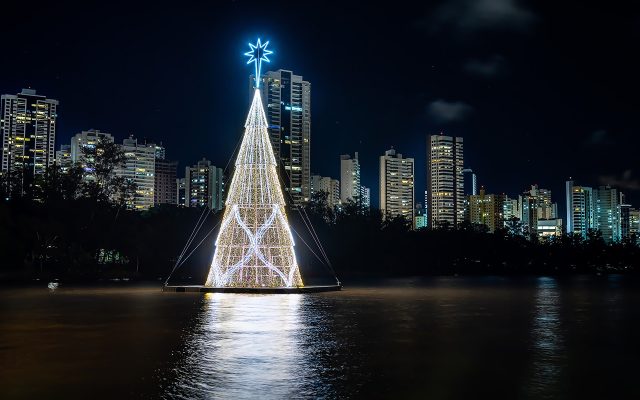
[464,55,507,78]
[585,129,614,146]
[427,100,474,123]
[598,170,640,191]
[431,0,536,33]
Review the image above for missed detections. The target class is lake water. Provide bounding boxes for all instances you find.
[1,276,638,399]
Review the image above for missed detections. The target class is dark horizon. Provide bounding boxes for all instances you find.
[2,1,639,211]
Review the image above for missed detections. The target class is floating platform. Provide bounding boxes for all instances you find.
[162,285,342,294]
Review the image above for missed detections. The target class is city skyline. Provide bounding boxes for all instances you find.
[3,85,637,228]
[2,4,640,398]
[2,1,638,212]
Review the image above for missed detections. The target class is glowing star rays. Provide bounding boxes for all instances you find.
[244,38,273,88]
[205,40,302,288]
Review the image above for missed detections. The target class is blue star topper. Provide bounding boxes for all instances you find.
[245,38,273,88]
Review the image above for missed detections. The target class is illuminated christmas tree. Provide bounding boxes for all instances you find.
[205,39,303,288]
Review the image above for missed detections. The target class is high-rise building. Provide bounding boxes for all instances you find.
[70,129,115,185]
[311,174,340,208]
[360,185,371,212]
[151,141,176,206]
[185,158,224,210]
[340,152,361,205]
[519,194,535,235]
[519,185,557,237]
[468,187,505,233]
[70,129,114,164]
[176,178,186,207]
[310,174,320,195]
[117,135,156,211]
[55,144,72,173]
[153,142,166,160]
[537,219,563,239]
[531,185,556,220]
[424,190,429,222]
[503,195,520,222]
[325,177,340,208]
[594,185,620,243]
[427,134,464,228]
[415,203,428,229]
[566,180,594,238]
[463,168,477,196]
[154,159,177,206]
[1,89,58,195]
[462,168,477,222]
[379,148,414,225]
[620,202,631,240]
[257,70,311,205]
[629,209,640,241]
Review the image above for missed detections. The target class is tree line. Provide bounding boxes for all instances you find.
[298,191,640,281]
[1,143,638,284]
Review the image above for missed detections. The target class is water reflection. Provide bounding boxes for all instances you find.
[2,280,638,398]
[525,277,566,399]
[162,293,338,399]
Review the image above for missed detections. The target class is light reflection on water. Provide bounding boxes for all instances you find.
[162,293,339,399]
[2,277,637,399]
[525,277,566,399]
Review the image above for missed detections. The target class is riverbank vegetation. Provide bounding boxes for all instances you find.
[1,192,639,284]
[1,139,638,283]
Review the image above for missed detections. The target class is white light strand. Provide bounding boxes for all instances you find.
[205,90,303,288]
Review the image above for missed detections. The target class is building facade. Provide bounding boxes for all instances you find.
[594,185,620,243]
[1,89,58,195]
[153,142,166,160]
[340,152,361,205]
[424,190,429,223]
[55,144,72,173]
[503,196,520,222]
[467,188,505,233]
[185,158,224,210]
[415,203,428,229]
[154,159,177,206]
[311,174,340,208]
[619,201,631,240]
[117,135,156,210]
[427,134,464,228]
[258,70,311,205]
[379,148,414,225]
[151,141,177,206]
[531,185,556,220]
[176,177,186,206]
[537,219,563,239]
[629,209,640,241]
[463,168,477,196]
[70,129,114,163]
[520,185,557,237]
[566,180,594,238]
[360,185,371,212]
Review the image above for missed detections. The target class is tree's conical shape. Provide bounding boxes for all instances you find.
[205,89,303,288]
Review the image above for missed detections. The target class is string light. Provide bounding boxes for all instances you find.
[205,88,303,288]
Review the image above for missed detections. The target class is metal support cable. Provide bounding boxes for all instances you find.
[296,206,331,267]
[177,205,208,262]
[176,220,221,269]
[290,225,328,267]
[165,206,210,286]
[280,168,331,263]
[279,167,338,283]
[300,205,332,267]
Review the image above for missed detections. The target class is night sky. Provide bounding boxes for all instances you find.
[3,1,639,211]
